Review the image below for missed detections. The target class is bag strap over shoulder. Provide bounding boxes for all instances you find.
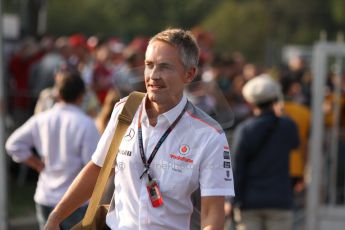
[81,91,145,228]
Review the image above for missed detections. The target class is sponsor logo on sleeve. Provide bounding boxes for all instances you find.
[223,151,230,160]
[223,161,231,168]
[224,170,232,181]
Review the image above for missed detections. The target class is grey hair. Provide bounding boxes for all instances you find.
[149,28,200,70]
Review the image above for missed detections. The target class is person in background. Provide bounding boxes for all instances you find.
[94,89,121,204]
[232,74,299,230]
[6,71,100,230]
[280,77,311,191]
[280,77,311,229]
[45,28,234,230]
[8,38,45,124]
[91,43,114,104]
[95,89,120,134]
[34,63,101,118]
[29,36,70,109]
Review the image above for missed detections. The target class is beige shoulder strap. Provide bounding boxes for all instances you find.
[82,91,145,227]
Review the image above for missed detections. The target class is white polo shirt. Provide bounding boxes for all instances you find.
[92,95,234,230]
[6,103,100,206]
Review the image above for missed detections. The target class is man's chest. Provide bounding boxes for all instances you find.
[116,124,201,197]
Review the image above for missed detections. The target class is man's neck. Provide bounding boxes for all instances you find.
[145,96,182,126]
[59,101,80,107]
[253,106,280,117]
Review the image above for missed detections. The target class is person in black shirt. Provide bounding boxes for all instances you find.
[232,74,299,230]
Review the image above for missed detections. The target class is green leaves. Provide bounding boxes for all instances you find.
[331,0,345,25]
[46,0,221,38]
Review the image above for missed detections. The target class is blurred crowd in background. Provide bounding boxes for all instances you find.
[5,29,345,132]
[4,27,345,186]
[3,29,325,128]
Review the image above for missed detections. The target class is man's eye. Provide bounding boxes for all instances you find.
[160,64,171,70]
[145,63,154,69]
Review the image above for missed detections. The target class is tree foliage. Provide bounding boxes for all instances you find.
[201,0,335,63]
[202,1,269,62]
[46,0,222,40]
[331,0,345,26]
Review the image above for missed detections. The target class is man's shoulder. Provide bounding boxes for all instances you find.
[233,116,257,137]
[38,87,56,99]
[110,95,134,117]
[285,101,310,113]
[279,115,299,130]
[236,115,258,129]
[114,96,129,109]
[109,95,143,122]
[185,102,224,135]
[45,104,92,122]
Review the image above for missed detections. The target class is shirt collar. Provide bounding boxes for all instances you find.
[53,102,82,112]
[141,95,188,125]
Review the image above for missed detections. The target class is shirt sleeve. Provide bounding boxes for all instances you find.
[199,132,235,197]
[5,117,36,162]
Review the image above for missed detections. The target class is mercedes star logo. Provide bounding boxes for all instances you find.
[124,128,135,141]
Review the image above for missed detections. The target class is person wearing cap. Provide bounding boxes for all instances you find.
[231,74,299,230]
[45,28,234,230]
[5,72,100,230]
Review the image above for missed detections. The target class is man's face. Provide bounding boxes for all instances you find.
[144,40,195,107]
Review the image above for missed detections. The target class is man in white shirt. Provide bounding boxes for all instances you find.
[45,28,234,230]
[6,71,100,230]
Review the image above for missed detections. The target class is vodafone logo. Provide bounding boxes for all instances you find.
[170,154,193,163]
[179,145,190,155]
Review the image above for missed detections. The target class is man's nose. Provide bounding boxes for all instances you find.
[148,66,161,80]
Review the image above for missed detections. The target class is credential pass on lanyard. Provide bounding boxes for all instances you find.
[137,101,188,207]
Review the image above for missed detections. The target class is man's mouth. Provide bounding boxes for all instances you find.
[148,84,165,90]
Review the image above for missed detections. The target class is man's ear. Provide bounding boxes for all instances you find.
[184,67,197,84]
